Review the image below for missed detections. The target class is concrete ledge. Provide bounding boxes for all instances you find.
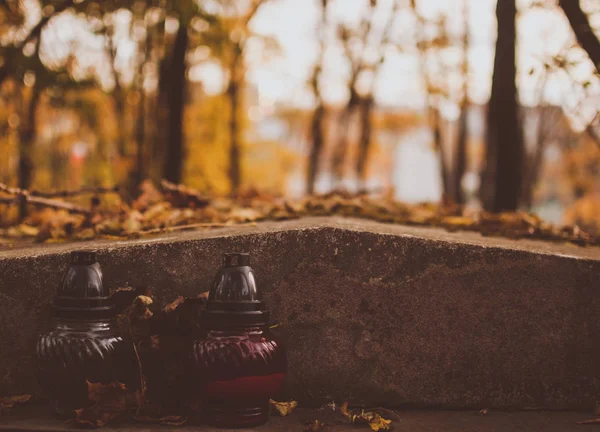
[1,217,599,409]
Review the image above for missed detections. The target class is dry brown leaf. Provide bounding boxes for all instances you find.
[71,381,129,427]
[269,399,298,416]
[340,402,392,431]
[577,418,600,425]
[117,295,153,338]
[16,224,39,237]
[133,180,164,211]
[134,414,188,426]
[95,217,123,236]
[304,419,324,432]
[74,228,96,241]
[227,207,263,223]
[134,295,153,307]
[164,296,185,314]
[0,394,31,410]
[122,210,143,234]
[161,180,210,208]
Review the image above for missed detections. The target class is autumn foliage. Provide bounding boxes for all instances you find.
[0,179,598,248]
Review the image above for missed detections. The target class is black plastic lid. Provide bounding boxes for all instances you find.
[204,253,269,328]
[52,250,114,320]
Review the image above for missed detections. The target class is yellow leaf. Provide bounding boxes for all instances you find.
[368,413,392,431]
[269,399,298,416]
[0,394,31,410]
[340,402,392,431]
[18,224,39,237]
[340,401,351,419]
[134,295,153,307]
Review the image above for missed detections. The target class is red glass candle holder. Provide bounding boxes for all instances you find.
[191,253,287,428]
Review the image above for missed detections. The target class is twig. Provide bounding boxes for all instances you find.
[29,185,119,198]
[577,418,600,425]
[129,328,144,417]
[0,182,90,214]
[27,196,90,214]
[0,183,24,196]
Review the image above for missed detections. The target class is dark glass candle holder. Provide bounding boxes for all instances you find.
[191,253,287,428]
[36,250,137,417]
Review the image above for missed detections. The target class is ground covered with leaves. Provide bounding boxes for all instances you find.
[0,180,598,248]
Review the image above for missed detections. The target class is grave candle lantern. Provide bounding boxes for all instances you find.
[191,252,287,428]
[37,250,136,417]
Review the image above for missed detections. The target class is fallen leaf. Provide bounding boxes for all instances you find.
[18,224,40,237]
[71,381,129,427]
[227,207,262,223]
[340,402,392,431]
[269,399,298,416]
[134,414,188,426]
[164,296,185,314]
[304,419,324,432]
[368,413,392,431]
[161,180,210,208]
[134,295,153,307]
[133,180,164,211]
[0,394,31,410]
[74,228,96,241]
[577,418,600,425]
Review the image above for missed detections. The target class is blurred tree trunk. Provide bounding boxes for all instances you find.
[151,17,168,181]
[114,91,127,157]
[559,0,600,74]
[453,0,469,205]
[521,108,548,208]
[432,107,451,199]
[163,23,188,184]
[331,87,359,186]
[481,0,523,212]
[331,5,375,189]
[307,94,325,195]
[355,0,398,191]
[227,44,243,195]
[521,71,551,209]
[107,27,127,158]
[356,95,374,188]
[17,82,42,219]
[134,83,146,190]
[132,30,151,192]
[411,0,451,201]
[155,58,169,176]
[306,0,328,195]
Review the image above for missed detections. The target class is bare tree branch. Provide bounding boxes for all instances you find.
[30,186,120,198]
[0,182,91,214]
[559,0,600,74]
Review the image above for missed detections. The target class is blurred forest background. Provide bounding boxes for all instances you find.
[1,0,600,232]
